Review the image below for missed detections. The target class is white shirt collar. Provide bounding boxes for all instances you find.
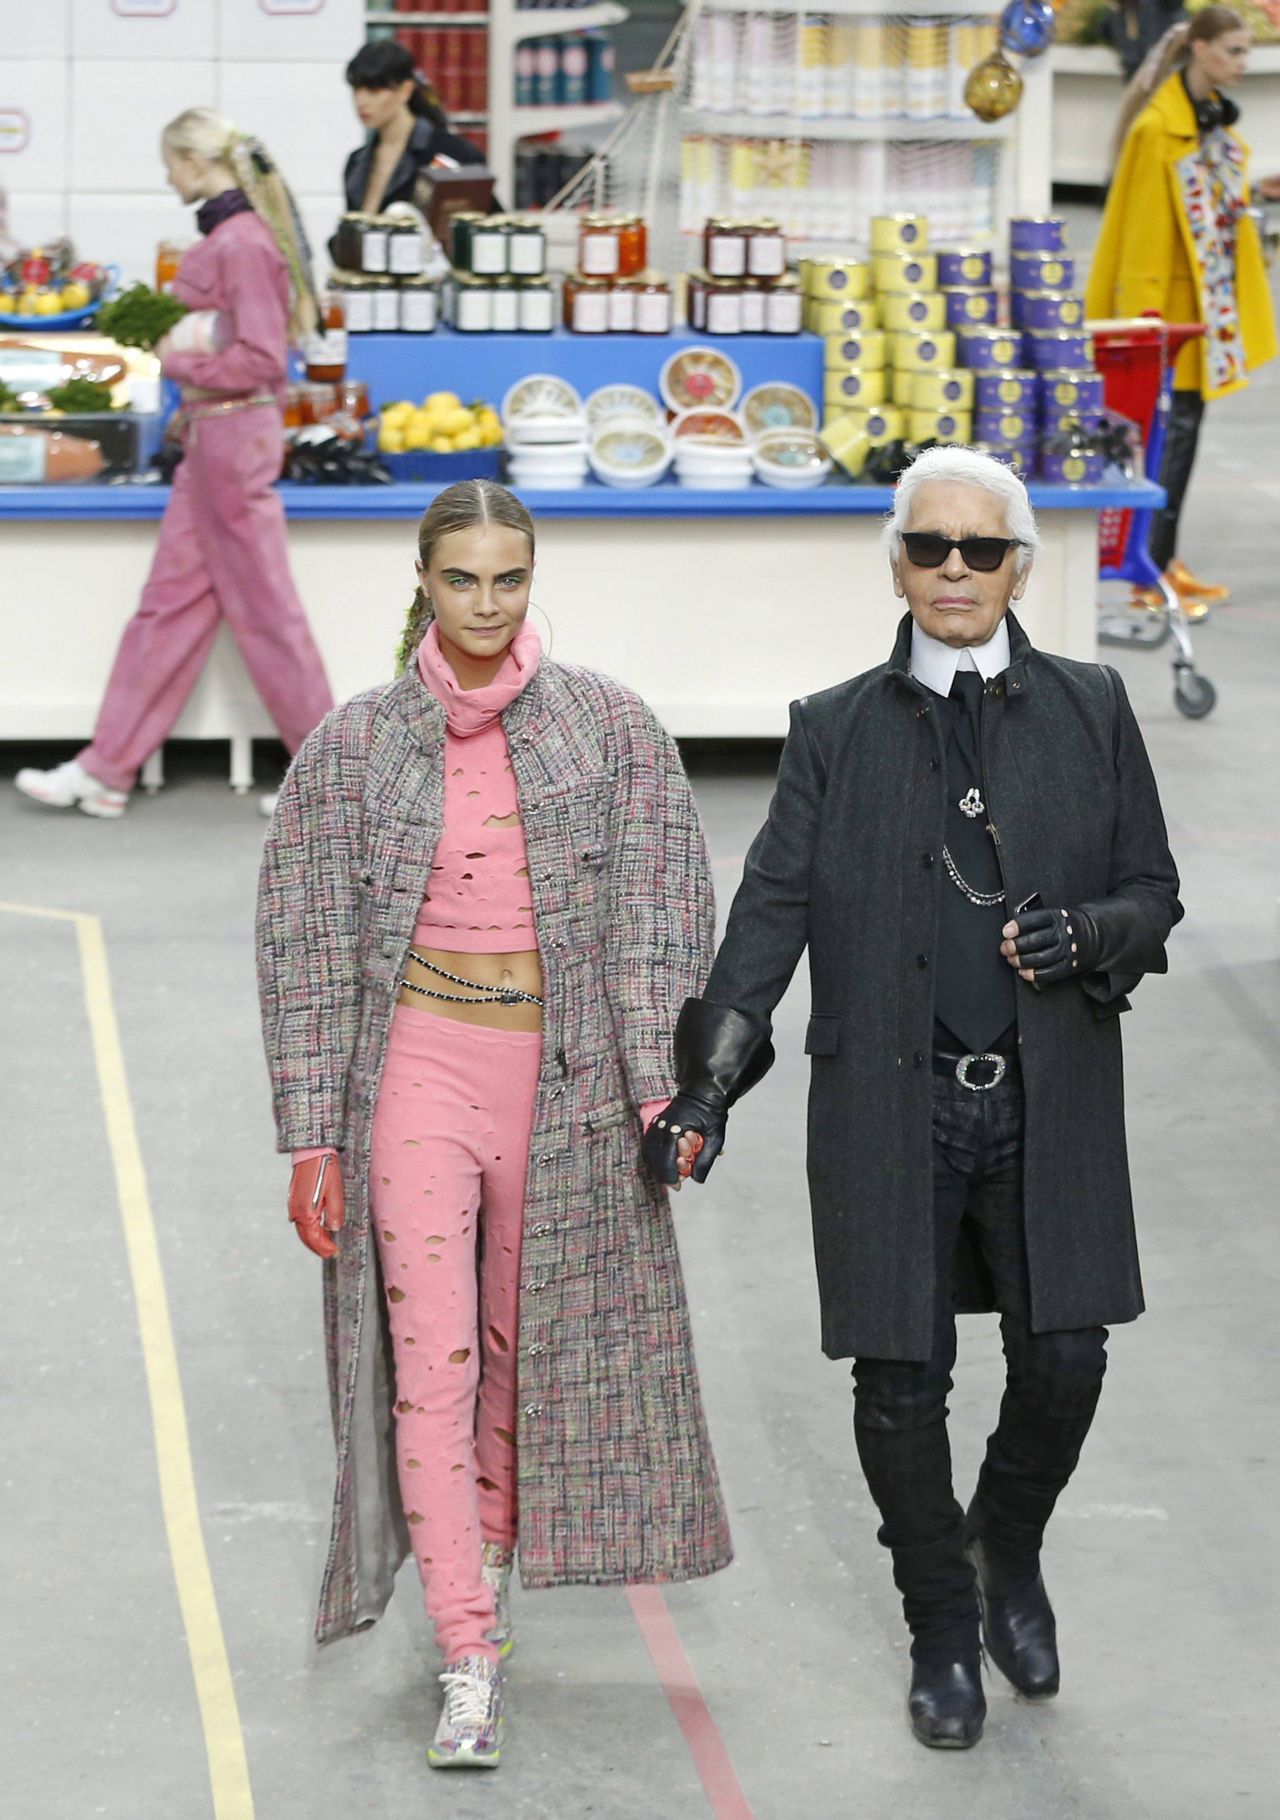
[909,616,1011,698]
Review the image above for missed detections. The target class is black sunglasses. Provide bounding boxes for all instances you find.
[901,532,1022,572]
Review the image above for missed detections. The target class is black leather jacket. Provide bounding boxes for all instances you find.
[343,117,488,213]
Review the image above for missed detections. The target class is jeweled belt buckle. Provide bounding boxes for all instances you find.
[955,1052,1007,1092]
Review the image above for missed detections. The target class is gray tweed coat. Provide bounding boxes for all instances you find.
[257,659,732,1646]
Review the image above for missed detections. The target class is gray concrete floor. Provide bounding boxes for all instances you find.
[4,286,1279,1820]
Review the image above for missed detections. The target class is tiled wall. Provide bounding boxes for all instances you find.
[2,0,365,287]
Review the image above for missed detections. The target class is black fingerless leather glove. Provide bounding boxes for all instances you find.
[642,999,775,1186]
[1012,905,1102,985]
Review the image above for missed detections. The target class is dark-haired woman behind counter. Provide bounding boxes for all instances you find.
[344,40,489,216]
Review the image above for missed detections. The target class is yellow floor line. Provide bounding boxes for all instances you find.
[1,902,254,1819]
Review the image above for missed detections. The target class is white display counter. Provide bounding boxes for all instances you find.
[0,476,1158,783]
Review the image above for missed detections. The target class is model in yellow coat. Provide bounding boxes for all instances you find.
[1086,7,1278,606]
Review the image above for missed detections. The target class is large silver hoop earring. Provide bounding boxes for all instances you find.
[530,599,554,656]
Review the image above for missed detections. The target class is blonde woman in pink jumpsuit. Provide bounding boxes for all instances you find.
[16,107,332,819]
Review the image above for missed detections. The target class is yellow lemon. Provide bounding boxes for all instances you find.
[453,428,482,451]
[428,436,455,453]
[425,390,461,412]
[377,428,406,454]
[60,282,92,310]
[382,401,414,428]
[17,291,42,315]
[403,423,433,451]
[32,291,64,316]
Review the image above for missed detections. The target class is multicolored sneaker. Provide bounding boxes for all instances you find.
[428,1655,503,1770]
[15,758,129,818]
[481,1543,516,1658]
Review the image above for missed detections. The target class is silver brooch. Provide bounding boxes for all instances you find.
[959,787,986,820]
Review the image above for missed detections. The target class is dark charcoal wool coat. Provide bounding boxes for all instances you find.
[257,659,731,1645]
[703,611,1183,1363]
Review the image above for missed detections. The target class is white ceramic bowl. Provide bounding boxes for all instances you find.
[659,346,743,413]
[504,414,588,446]
[741,381,819,440]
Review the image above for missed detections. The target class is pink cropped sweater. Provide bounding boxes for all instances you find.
[293,623,669,1165]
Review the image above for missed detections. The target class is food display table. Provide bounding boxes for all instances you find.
[0,475,1162,782]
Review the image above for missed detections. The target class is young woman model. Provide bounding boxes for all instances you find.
[256,481,728,1769]
[1086,7,1278,613]
[16,108,332,819]
[342,40,489,219]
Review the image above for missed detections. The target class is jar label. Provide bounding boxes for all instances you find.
[740,292,765,332]
[492,295,519,332]
[636,290,672,334]
[520,292,555,333]
[508,234,545,276]
[306,329,348,366]
[709,235,747,278]
[708,292,743,334]
[346,293,375,334]
[373,294,399,331]
[581,233,619,276]
[400,292,437,333]
[766,292,802,334]
[572,290,609,333]
[457,293,494,332]
[472,233,508,275]
[748,236,785,278]
[608,291,637,332]
[389,233,424,276]
[361,230,389,274]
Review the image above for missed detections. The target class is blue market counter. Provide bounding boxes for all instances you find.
[0,472,1161,765]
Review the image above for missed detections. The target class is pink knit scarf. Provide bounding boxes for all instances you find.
[418,618,542,737]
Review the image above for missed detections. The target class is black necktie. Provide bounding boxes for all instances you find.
[948,668,984,773]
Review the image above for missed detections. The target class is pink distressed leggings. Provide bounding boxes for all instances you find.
[370,1003,542,1664]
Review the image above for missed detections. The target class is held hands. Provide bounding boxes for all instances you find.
[643,1092,724,1188]
[288,1153,345,1259]
[1001,906,1101,985]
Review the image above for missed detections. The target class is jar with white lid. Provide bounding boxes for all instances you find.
[397,277,437,333]
[454,274,495,333]
[491,277,519,333]
[518,278,555,333]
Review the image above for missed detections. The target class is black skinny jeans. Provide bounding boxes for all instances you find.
[852,1063,1108,1663]
[1149,388,1205,572]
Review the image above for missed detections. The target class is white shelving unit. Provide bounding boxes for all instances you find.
[681,0,1051,247]
[367,2,628,203]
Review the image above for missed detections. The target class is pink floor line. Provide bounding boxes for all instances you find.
[626,1586,757,1820]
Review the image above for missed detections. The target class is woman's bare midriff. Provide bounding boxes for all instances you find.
[398,946,545,1032]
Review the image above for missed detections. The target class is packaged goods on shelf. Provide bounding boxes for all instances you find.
[0,423,106,483]
[943,286,998,327]
[1013,290,1085,332]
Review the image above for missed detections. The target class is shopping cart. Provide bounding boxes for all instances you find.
[1091,318,1216,720]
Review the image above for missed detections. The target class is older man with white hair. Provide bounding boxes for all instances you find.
[646,447,1182,1748]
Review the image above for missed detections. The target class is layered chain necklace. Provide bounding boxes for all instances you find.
[941,844,1005,908]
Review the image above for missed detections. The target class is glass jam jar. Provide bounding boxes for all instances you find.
[686,272,709,332]
[454,274,495,333]
[617,215,648,278]
[635,273,673,334]
[387,218,425,277]
[360,216,390,275]
[517,278,555,333]
[507,217,546,277]
[704,218,748,279]
[748,218,786,279]
[155,239,187,293]
[579,216,620,278]
[398,276,438,333]
[338,272,375,335]
[304,287,347,382]
[706,278,744,335]
[470,218,509,276]
[740,279,766,334]
[449,211,485,272]
[564,271,609,332]
[765,274,803,335]
[608,279,639,333]
[491,276,519,333]
[369,276,399,333]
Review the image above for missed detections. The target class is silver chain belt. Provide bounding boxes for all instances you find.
[401,950,544,1009]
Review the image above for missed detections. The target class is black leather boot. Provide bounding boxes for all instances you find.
[908,1657,986,1748]
[966,1533,1060,1700]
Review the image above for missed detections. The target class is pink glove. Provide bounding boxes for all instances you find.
[288,1153,345,1260]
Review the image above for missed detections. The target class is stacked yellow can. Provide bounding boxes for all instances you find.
[816,214,977,473]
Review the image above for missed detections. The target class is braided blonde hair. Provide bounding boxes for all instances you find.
[162,107,318,344]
